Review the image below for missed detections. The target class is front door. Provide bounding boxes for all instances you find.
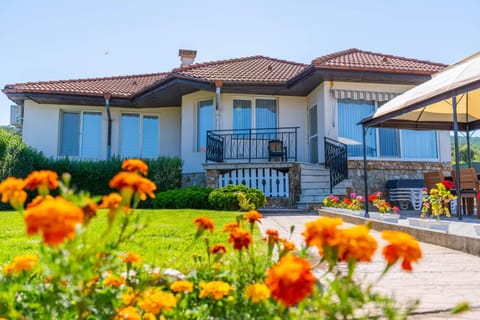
[308,105,318,163]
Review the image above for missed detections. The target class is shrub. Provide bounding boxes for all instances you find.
[154,186,213,209]
[208,184,266,211]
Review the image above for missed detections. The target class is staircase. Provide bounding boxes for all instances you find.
[296,163,352,210]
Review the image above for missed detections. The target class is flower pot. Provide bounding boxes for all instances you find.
[367,212,399,223]
[408,218,450,232]
[473,225,480,237]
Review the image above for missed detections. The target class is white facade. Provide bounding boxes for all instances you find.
[21,80,451,174]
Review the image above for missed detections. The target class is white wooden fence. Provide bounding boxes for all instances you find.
[218,168,289,198]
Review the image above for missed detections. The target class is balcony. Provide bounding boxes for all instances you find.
[206,127,298,163]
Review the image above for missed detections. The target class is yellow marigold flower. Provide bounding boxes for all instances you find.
[199,281,232,300]
[143,313,156,320]
[114,306,141,320]
[265,254,315,307]
[170,280,194,293]
[228,228,253,250]
[336,225,378,262]
[222,222,239,233]
[122,159,148,176]
[122,287,136,305]
[209,243,227,255]
[245,283,271,303]
[137,288,177,314]
[103,274,126,287]
[382,230,422,271]
[0,177,27,210]
[24,170,59,194]
[109,172,156,201]
[122,252,142,265]
[243,210,263,224]
[2,254,39,274]
[24,197,84,246]
[302,217,343,253]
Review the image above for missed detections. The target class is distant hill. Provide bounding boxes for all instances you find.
[450,135,480,148]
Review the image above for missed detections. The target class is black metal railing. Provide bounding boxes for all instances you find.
[206,127,298,163]
[324,137,348,192]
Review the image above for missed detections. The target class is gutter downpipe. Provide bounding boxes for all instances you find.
[104,93,112,160]
[214,80,223,130]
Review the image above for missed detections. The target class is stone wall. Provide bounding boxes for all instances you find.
[182,173,207,188]
[348,160,452,195]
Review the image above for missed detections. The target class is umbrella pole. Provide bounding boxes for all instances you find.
[363,126,369,218]
[453,96,463,220]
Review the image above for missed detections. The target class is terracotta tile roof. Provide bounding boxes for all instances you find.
[312,48,447,75]
[2,72,169,98]
[173,55,308,83]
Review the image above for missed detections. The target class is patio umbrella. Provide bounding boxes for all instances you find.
[359,51,480,219]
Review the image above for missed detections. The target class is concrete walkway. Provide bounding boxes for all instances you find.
[259,212,480,319]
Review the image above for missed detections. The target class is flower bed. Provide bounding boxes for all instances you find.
[0,160,460,319]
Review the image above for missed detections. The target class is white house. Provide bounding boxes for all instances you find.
[3,49,451,207]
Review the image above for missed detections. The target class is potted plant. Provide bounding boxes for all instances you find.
[368,192,400,223]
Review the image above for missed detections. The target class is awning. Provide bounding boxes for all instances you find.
[331,89,398,102]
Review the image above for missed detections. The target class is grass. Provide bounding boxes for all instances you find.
[0,209,261,273]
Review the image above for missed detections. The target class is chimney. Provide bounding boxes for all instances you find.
[179,49,197,67]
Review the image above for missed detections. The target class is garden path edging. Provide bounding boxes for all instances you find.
[317,208,480,257]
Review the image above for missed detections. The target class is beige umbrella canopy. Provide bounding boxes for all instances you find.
[359,51,480,219]
[360,51,480,131]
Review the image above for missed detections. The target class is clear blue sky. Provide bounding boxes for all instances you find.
[1,0,479,126]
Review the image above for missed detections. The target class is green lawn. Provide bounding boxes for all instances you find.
[0,209,259,273]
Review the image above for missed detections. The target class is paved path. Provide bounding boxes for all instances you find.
[259,213,480,319]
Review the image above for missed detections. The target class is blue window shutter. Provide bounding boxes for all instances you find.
[197,100,213,152]
[120,114,140,158]
[142,116,159,158]
[60,112,80,156]
[81,112,102,158]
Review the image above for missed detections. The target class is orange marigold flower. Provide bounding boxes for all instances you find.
[280,239,296,252]
[222,222,239,233]
[103,274,126,287]
[122,287,136,305]
[2,254,39,274]
[24,197,84,245]
[193,216,215,233]
[0,177,27,210]
[114,306,141,320]
[109,172,156,201]
[24,170,59,193]
[170,280,194,293]
[264,228,280,244]
[137,288,177,314]
[245,283,271,303]
[122,252,142,265]
[243,210,263,224]
[228,228,253,250]
[382,230,422,272]
[199,281,232,300]
[122,159,148,176]
[336,225,378,262]
[302,217,343,253]
[210,243,227,255]
[82,198,98,224]
[265,254,315,306]
[26,195,53,209]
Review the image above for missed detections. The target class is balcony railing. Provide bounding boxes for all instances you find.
[206,127,298,163]
[324,137,348,192]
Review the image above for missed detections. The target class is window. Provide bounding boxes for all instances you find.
[233,98,277,129]
[337,98,438,159]
[120,114,159,158]
[197,99,214,152]
[60,111,101,158]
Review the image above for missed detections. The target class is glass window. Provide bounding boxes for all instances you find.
[120,114,140,158]
[142,116,159,158]
[338,99,376,157]
[379,128,400,157]
[255,99,277,128]
[60,112,80,156]
[120,114,159,158]
[233,99,251,130]
[60,111,101,158]
[401,130,438,158]
[197,99,213,152]
[81,112,102,158]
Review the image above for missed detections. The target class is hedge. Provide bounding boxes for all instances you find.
[154,186,213,209]
[0,128,183,209]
